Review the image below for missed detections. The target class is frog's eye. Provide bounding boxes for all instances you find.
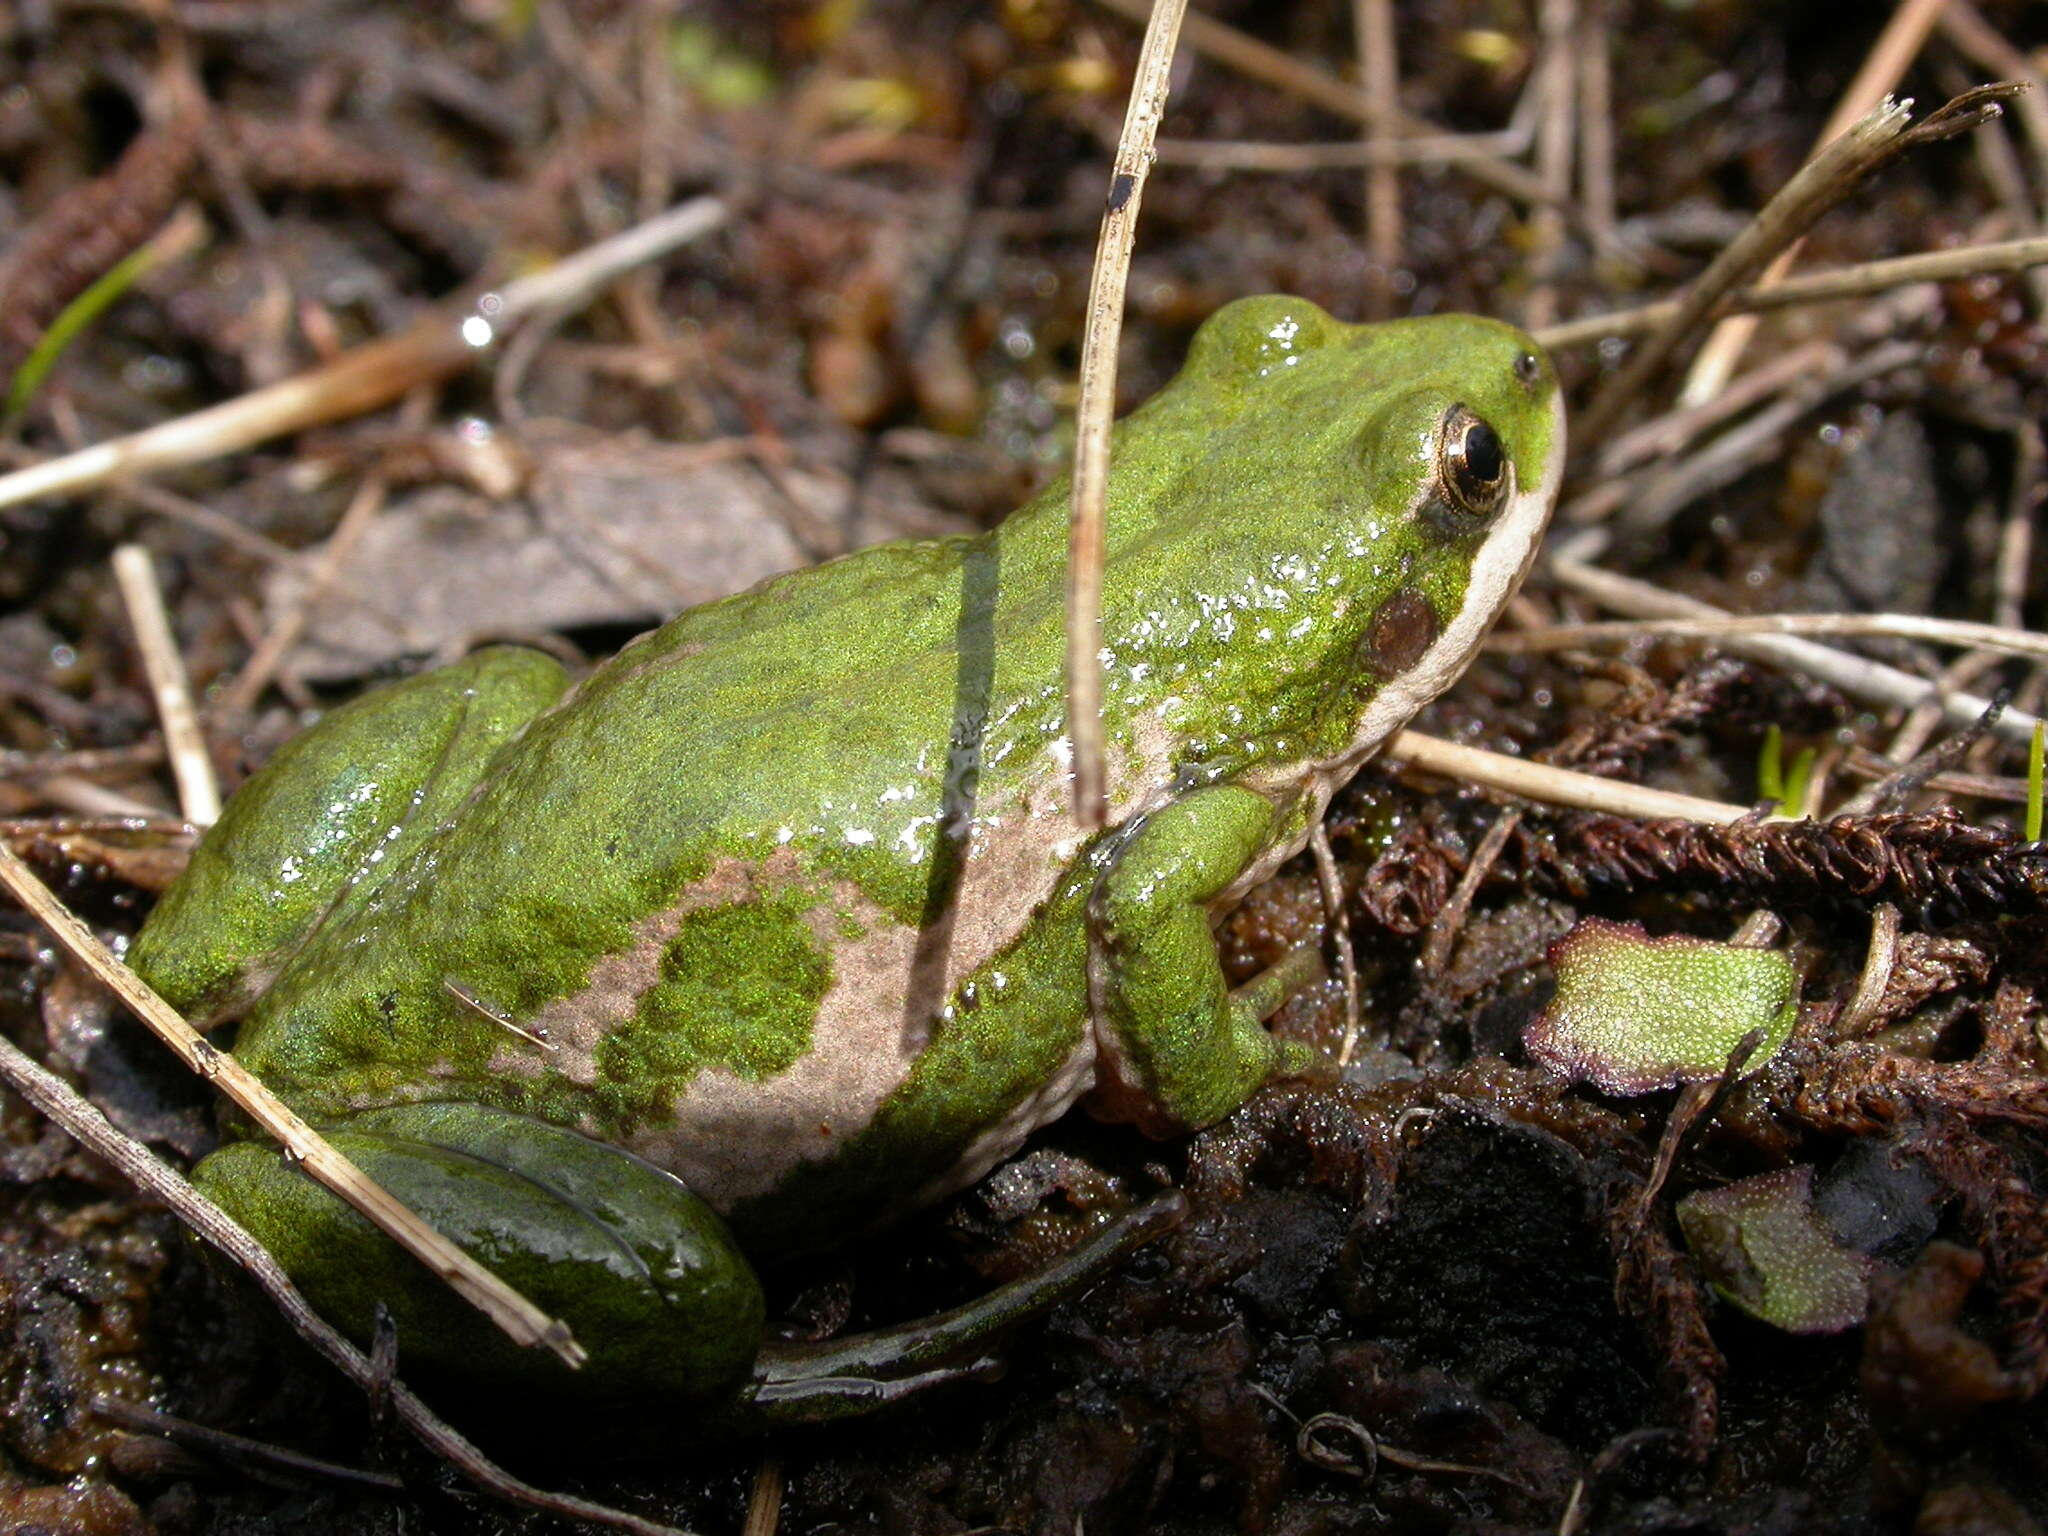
[1436,404,1510,517]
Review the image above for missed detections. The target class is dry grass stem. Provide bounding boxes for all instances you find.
[1574,89,2008,443]
[1353,0,1402,315]
[0,839,585,1369]
[1940,2,2048,207]
[1091,0,1551,207]
[1492,611,2048,663]
[1537,231,2048,349]
[1592,339,1841,476]
[1837,903,1904,1038]
[1066,0,1187,828]
[0,1030,695,1536]
[0,196,728,515]
[1547,557,2045,745]
[1523,0,1577,331]
[1386,730,1748,824]
[0,322,471,513]
[1576,0,1616,241]
[31,774,165,819]
[1307,819,1361,1065]
[218,468,395,717]
[112,544,220,827]
[1153,130,1526,171]
[1160,54,1546,175]
[1571,337,1921,542]
[1680,0,1952,404]
[742,1458,786,1536]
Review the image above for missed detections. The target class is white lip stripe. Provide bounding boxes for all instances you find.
[1226,382,1567,900]
[1333,384,1568,778]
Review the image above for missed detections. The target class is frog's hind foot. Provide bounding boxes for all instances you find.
[194,1101,767,1406]
[736,1190,1185,1431]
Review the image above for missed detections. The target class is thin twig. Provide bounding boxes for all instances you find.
[1385,731,1748,823]
[217,460,397,717]
[0,196,729,513]
[1680,0,1952,404]
[1067,0,1186,828]
[1420,808,1523,975]
[1576,0,1616,244]
[1940,2,2048,212]
[1546,556,2045,745]
[1354,0,1402,316]
[1307,820,1361,1065]
[1539,231,2048,348]
[0,840,584,1368]
[111,545,220,827]
[1153,130,1524,171]
[90,1396,408,1492]
[1523,0,1576,331]
[1491,610,2048,663]
[1090,0,1552,208]
[1996,421,2042,632]
[1591,339,1839,476]
[741,1457,785,1536]
[1575,90,2009,443]
[0,1031,693,1536]
[1573,336,1923,545]
[31,775,165,820]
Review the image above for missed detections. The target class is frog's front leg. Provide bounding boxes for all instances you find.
[195,1102,767,1405]
[1086,783,1315,1135]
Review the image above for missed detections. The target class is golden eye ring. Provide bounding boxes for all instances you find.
[1436,404,1509,516]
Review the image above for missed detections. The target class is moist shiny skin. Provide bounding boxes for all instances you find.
[130,296,1564,1408]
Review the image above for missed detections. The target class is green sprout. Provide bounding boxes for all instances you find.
[4,206,206,424]
[1756,724,1815,818]
[2028,721,2044,844]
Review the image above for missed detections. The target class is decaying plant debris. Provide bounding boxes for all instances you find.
[5,1,2048,1533]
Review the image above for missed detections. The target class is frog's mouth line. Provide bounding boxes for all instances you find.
[1334,384,1567,781]
[1225,385,1567,905]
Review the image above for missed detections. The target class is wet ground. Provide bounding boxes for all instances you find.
[2,1,2047,1531]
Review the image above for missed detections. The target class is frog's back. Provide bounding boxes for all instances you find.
[233,524,1097,1252]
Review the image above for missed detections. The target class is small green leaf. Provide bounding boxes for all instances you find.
[1677,1166,1872,1333]
[1525,918,1798,1095]
[668,21,776,109]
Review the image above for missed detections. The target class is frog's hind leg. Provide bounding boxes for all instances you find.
[730,1191,1185,1432]
[194,1101,766,1405]
[131,648,568,1023]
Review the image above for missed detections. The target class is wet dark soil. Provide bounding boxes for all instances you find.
[3,2,2048,1532]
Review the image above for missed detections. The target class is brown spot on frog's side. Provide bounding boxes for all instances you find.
[1360,588,1441,679]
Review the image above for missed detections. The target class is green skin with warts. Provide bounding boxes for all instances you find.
[130,296,1563,1414]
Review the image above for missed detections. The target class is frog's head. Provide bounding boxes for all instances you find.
[1097,294,1565,787]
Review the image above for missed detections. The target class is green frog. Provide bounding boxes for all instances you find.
[130,296,1563,1425]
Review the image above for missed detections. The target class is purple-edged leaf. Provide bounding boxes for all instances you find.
[1525,918,1797,1095]
[1676,1166,1873,1334]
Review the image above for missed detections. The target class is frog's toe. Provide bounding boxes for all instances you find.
[731,1190,1184,1432]
[195,1102,765,1406]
